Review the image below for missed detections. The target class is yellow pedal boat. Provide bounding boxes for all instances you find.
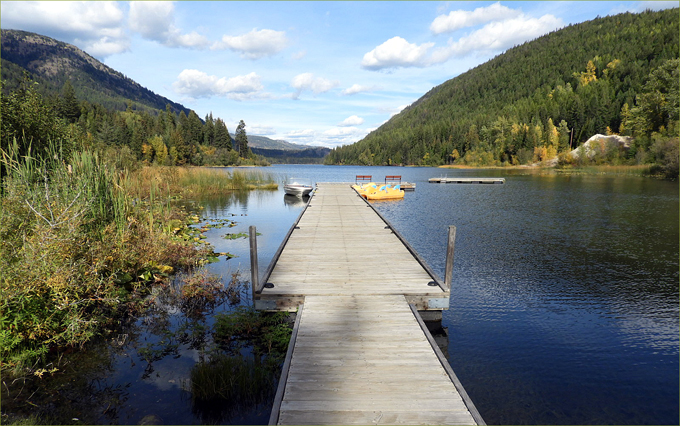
[363,184,405,200]
[351,182,376,196]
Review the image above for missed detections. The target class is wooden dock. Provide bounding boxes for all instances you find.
[255,183,484,425]
[429,177,505,184]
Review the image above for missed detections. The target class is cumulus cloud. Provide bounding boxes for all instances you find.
[323,127,363,138]
[430,2,520,34]
[361,37,434,70]
[129,1,209,49]
[321,126,369,146]
[0,1,129,57]
[430,14,563,63]
[339,115,364,127]
[341,84,377,96]
[290,73,339,99]
[211,28,288,59]
[283,126,368,148]
[172,69,265,100]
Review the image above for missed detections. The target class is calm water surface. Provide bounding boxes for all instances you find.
[252,165,679,425]
[8,165,677,425]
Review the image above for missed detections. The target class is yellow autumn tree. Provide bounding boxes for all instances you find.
[574,60,597,86]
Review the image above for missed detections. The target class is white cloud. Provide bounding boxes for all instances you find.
[320,126,369,147]
[172,69,265,100]
[129,1,209,49]
[282,126,368,148]
[211,28,288,59]
[430,2,520,34]
[291,73,339,99]
[341,84,377,96]
[339,115,364,127]
[361,36,434,70]
[0,1,129,57]
[430,14,563,63]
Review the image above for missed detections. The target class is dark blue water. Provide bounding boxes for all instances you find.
[239,165,678,425]
[10,165,677,425]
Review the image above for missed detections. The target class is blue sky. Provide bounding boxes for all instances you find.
[1,1,677,147]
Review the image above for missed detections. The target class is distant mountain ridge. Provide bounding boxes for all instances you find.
[230,133,312,151]
[1,29,190,115]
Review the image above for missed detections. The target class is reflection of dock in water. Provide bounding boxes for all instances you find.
[255,183,484,425]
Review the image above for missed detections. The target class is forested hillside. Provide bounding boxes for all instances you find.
[1,29,190,116]
[325,9,678,170]
[1,34,271,169]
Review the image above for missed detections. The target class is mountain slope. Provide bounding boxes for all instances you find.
[325,8,678,166]
[229,133,312,151]
[1,29,190,115]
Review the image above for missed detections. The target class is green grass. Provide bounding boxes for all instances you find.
[0,142,233,376]
[126,166,278,199]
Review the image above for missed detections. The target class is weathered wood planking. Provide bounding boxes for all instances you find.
[274,295,481,425]
[257,183,448,307]
[260,183,483,425]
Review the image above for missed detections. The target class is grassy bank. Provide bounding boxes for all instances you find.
[0,143,276,377]
[127,166,278,199]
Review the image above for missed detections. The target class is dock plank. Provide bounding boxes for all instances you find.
[260,183,482,425]
[275,295,479,425]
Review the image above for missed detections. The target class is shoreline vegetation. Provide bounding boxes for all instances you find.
[0,139,278,380]
[0,74,286,390]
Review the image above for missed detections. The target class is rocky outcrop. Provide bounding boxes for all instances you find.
[570,134,633,159]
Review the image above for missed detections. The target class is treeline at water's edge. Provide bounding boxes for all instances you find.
[0,76,282,382]
[325,10,678,178]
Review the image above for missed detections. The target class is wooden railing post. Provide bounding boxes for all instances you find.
[444,225,456,291]
[249,225,259,299]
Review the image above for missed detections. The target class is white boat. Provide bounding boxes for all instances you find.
[284,179,313,197]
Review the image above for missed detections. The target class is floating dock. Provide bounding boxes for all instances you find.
[428,177,505,184]
[255,183,484,425]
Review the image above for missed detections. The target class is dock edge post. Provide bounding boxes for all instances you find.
[250,225,259,300]
[444,225,456,291]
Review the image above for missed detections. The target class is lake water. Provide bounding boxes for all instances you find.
[211,164,679,425]
[7,164,678,425]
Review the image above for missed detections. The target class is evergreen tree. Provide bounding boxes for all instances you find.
[214,118,231,149]
[204,112,215,145]
[235,120,249,156]
[58,79,81,123]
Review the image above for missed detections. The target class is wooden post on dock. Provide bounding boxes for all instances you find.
[249,225,259,298]
[444,225,456,291]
